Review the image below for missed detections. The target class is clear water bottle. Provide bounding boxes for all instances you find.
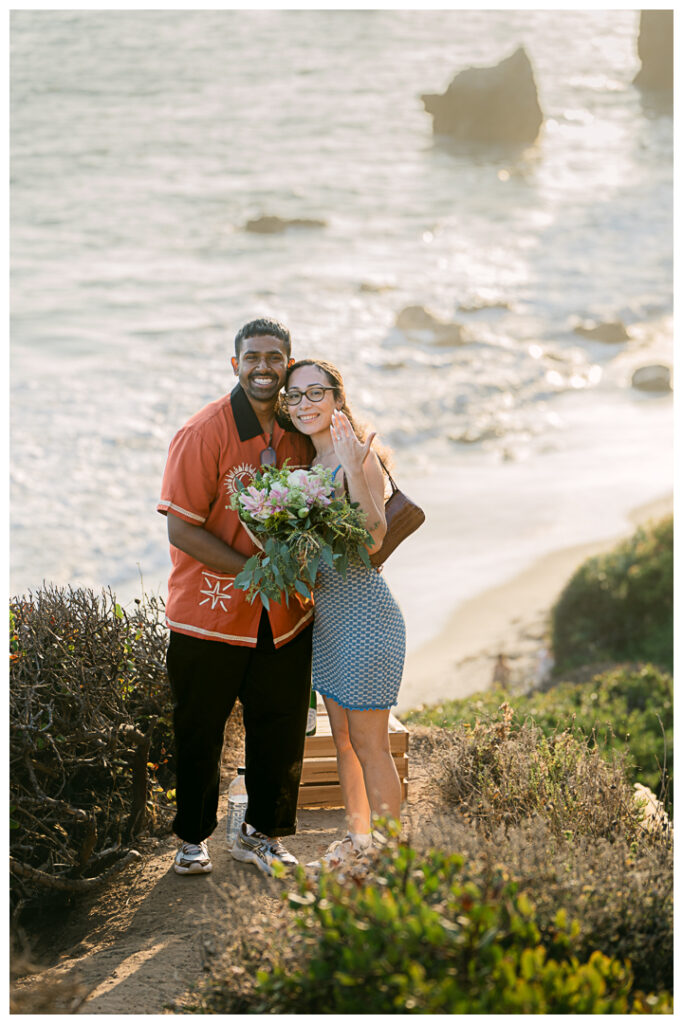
[306,688,317,736]
[225,766,248,844]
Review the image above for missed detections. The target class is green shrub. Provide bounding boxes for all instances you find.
[410,815,673,997]
[405,664,673,807]
[198,839,671,1014]
[551,516,673,672]
[9,585,175,914]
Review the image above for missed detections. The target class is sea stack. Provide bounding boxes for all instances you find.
[421,46,543,145]
[395,305,466,346]
[243,215,327,234]
[633,10,673,94]
[631,365,672,393]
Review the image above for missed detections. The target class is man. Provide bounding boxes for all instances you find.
[157,317,314,876]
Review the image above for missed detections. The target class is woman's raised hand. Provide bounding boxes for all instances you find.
[330,410,376,475]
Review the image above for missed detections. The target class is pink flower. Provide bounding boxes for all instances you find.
[240,486,267,517]
[267,482,291,509]
[287,468,334,507]
[302,475,333,506]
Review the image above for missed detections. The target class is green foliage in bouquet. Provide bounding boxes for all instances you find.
[230,463,372,608]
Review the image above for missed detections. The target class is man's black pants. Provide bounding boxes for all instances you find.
[166,612,313,844]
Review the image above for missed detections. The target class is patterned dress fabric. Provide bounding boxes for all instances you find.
[312,555,406,711]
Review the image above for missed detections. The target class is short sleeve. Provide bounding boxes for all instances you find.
[157,427,219,524]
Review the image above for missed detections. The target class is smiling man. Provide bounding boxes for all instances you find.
[157,318,314,877]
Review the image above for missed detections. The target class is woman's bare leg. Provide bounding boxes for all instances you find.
[323,695,371,834]
[347,708,401,825]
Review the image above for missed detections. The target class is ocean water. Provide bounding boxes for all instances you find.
[10,10,673,649]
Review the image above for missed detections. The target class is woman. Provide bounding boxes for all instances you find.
[281,359,406,868]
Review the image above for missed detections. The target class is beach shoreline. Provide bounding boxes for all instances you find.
[396,492,672,714]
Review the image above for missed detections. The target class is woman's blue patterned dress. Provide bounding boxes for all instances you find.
[311,467,406,711]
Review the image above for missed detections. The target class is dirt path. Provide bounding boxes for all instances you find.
[13,749,433,1014]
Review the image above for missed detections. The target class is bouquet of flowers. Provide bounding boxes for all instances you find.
[230,461,373,608]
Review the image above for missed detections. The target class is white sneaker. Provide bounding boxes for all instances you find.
[307,835,357,871]
[173,841,212,875]
[231,822,298,877]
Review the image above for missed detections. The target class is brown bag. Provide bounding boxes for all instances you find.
[370,459,425,567]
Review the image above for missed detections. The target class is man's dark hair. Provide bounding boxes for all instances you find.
[234,318,291,358]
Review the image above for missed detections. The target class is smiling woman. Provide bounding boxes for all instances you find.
[282,357,407,872]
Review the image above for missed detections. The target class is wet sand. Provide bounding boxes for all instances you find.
[397,492,672,713]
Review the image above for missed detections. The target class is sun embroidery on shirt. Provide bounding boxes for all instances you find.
[224,462,257,507]
[199,573,234,611]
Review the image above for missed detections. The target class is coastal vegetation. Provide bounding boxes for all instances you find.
[551,515,673,672]
[406,516,674,813]
[198,839,671,1013]
[196,719,672,1013]
[195,516,672,1013]
[9,586,176,922]
[10,516,673,1012]
[404,663,673,811]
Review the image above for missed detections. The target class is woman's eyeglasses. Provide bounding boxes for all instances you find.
[283,385,336,407]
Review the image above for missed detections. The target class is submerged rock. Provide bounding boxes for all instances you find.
[633,10,673,94]
[573,320,630,344]
[421,46,543,145]
[395,305,465,346]
[359,281,396,293]
[243,215,326,234]
[631,364,672,393]
[458,299,511,313]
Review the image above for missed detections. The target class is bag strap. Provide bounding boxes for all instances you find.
[377,455,398,496]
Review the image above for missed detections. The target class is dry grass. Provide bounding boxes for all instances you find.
[10,953,90,1014]
[425,702,644,842]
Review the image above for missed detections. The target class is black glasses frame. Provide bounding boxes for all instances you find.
[283,385,336,407]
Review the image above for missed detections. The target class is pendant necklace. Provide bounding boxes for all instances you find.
[260,423,277,467]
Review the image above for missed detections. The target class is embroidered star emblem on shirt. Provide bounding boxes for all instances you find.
[199,575,234,611]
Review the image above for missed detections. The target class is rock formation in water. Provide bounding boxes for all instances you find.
[458,299,511,313]
[631,364,672,393]
[243,215,326,234]
[395,305,465,346]
[359,281,395,293]
[573,320,630,344]
[633,10,673,93]
[421,46,543,145]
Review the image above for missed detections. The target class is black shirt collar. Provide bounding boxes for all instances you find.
[230,382,266,442]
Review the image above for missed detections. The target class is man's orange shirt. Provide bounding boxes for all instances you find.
[157,384,314,648]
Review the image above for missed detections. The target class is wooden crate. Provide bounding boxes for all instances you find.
[298,701,409,808]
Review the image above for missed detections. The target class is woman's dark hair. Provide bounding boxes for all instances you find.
[280,359,392,470]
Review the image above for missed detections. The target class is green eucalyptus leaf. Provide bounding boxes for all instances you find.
[321,545,335,568]
[271,563,284,588]
[305,553,321,585]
